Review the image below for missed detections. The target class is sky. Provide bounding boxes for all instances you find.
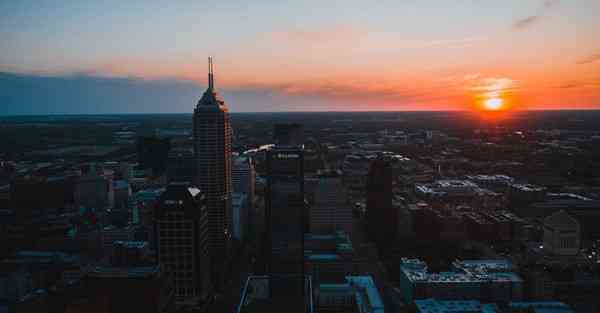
[1,0,599,114]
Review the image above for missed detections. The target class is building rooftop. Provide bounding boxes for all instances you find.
[415,299,498,313]
[237,275,313,313]
[510,301,573,313]
[87,265,160,278]
[401,258,522,284]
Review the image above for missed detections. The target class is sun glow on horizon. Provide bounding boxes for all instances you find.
[483,97,504,111]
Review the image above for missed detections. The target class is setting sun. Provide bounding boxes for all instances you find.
[483,98,503,110]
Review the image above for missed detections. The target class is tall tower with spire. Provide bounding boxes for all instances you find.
[193,57,232,264]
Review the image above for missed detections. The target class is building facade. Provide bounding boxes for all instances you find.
[155,183,211,306]
[193,57,233,259]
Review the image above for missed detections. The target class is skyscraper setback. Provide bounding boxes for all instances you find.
[193,57,233,261]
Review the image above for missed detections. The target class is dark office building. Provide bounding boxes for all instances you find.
[166,147,196,184]
[366,156,396,250]
[274,123,304,146]
[137,136,171,176]
[155,183,211,306]
[265,145,305,282]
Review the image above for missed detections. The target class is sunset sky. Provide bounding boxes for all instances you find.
[1,0,599,114]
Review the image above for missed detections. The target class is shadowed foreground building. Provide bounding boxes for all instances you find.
[236,275,314,313]
[155,182,211,307]
[366,156,395,250]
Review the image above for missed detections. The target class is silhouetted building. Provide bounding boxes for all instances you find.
[311,177,351,237]
[274,123,304,146]
[366,156,395,249]
[193,57,232,261]
[166,147,196,184]
[155,183,211,306]
[265,145,305,281]
[543,210,580,256]
[137,136,171,176]
[232,155,256,203]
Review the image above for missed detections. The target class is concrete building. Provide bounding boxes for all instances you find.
[155,183,211,306]
[509,301,574,313]
[232,192,249,242]
[304,232,354,285]
[101,225,135,258]
[232,155,255,206]
[113,180,131,210]
[399,258,523,304]
[311,177,351,236]
[74,165,113,210]
[316,276,384,313]
[415,299,498,313]
[543,210,580,256]
[193,57,233,260]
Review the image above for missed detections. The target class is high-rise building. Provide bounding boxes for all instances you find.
[366,156,395,249]
[232,155,256,202]
[311,176,351,236]
[273,123,304,146]
[265,142,305,280]
[155,182,210,306]
[193,57,233,260]
[137,136,171,176]
[166,147,196,184]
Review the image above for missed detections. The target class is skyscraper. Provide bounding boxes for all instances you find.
[193,57,233,261]
[155,182,210,306]
[366,155,395,251]
[264,125,305,279]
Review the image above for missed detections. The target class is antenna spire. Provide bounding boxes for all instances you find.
[208,56,215,90]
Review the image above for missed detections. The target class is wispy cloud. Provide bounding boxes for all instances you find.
[544,0,559,8]
[512,15,541,30]
[576,53,600,65]
[267,25,364,43]
[469,77,517,98]
[419,37,485,48]
[512,0,559,31]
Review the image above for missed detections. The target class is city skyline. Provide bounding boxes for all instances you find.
[1,0,599,114]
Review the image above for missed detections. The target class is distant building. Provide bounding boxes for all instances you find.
[137,136,171,176]
[543,210,580,256]
[232,155,256,205]
[311,177,351,236]
[232,192,249,242]
[399,258,523,304]
[273,123,304,146]
[155,183,211,306]
[166,147,195,184]
[74,165,113,210]
[113,179,131,210]
[366,156,395,248]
